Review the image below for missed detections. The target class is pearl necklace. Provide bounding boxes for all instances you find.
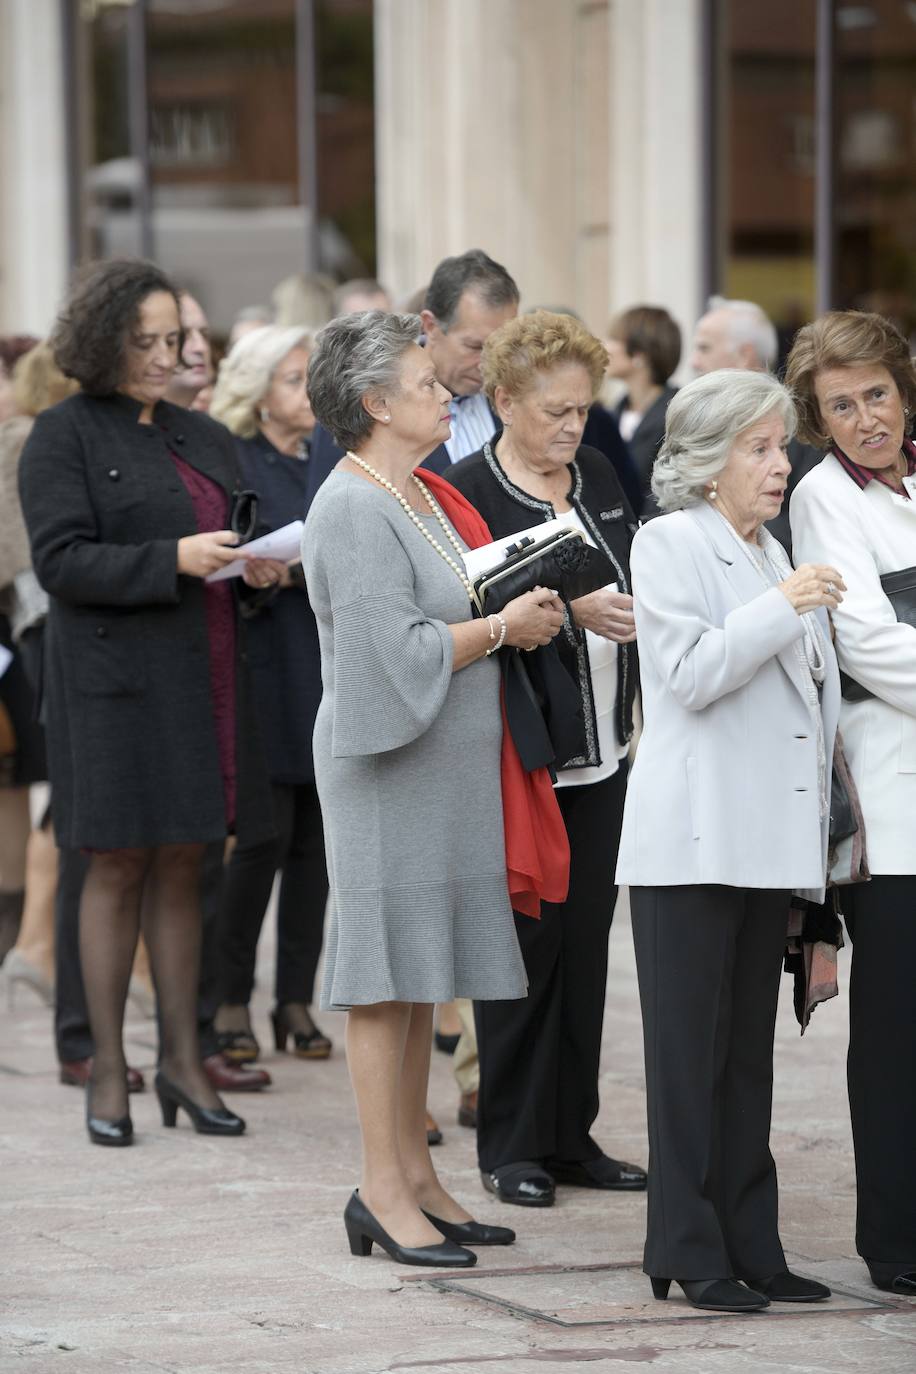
[345,451,474,601]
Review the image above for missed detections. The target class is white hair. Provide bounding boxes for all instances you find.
[209,326,312,437]
[706,296,779,371]
[651,369,796,513]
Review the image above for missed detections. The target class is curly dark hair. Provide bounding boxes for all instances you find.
[51,258,182,396]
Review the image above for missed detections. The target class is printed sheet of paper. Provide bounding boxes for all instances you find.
[205,520,304,583]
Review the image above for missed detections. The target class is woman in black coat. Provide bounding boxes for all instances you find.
[18,259,280,1146]
[209,325,331,1063]
[447,311,646,1206]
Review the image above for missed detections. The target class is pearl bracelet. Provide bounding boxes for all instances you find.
[485,612,507,655]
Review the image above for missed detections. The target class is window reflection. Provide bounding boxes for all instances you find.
[722,1,817,364]
[835,0,916,340]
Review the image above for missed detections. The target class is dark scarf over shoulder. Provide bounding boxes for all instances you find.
[446,441,638,771]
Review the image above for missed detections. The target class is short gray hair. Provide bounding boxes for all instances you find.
[706,296,779,371]
[210,325,312,438]
[307,310,421,451]
[652,369,796,513]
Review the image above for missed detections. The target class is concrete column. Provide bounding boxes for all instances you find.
[376,0,609,331]
[0,0,69,335]
[609,0,704,375]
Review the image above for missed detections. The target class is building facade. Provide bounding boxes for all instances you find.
[1,0,914,356]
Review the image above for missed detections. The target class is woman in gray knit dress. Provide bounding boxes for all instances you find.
[303,311,565,1268]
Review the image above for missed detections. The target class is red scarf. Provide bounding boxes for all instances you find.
[419,469,570,918]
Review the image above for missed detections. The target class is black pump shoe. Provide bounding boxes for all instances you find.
[344,1191,476,1268]
[650,1277,770,1312]
[154,1072,245,1136]
[421,1210,516,1246]
[86,1104,133,1147]
[740,1269,830,1302]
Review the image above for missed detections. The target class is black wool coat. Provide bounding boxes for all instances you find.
[235,431,321,784]
[18,392,274,851]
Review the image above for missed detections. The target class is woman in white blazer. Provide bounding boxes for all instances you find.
[617,369,842,1313]
[787,311,916,1299]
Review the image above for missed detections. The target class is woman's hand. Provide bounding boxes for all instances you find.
[177,530,242,578]
[241,557,289,590]
[779,563,846,615]
[570,587,636,643]
[502,586,566,650]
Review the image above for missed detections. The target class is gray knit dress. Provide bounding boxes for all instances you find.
[303,470,528,1010]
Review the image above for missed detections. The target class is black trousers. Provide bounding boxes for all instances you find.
[218,780,328,1007]
[55,841,225,1063]
[630,883,789,1281]
[843,874,916,1266]
[475,765,627,1172]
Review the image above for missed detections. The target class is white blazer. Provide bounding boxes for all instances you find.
[790,453,916,876]
[616,500,840,899]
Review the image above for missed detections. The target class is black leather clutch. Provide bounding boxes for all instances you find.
[840,564,916,702]
[472,528,614,616]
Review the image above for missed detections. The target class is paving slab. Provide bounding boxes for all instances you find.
[2,896,915,1374]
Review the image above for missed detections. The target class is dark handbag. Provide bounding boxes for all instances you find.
[229,488,259,545]
[472,528,614,615]
[840,564,916,701]
[828,760,856,846]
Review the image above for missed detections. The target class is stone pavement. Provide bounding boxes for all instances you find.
[2,896,915,1374]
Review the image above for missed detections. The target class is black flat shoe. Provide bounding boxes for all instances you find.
[344,1191,476,1268]
[271,1004,332,1059]
[155,1072,245,1136]
[650,1276,769,1312]
[480,1161,555,1207]
[741,1269,830,1302]
[867,1261,916,1296]
[547,1154,647,1191]
[434,1030,460,1055]
[422,1210,516,1246]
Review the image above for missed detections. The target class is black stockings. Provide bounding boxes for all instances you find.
[80,843,219,1119]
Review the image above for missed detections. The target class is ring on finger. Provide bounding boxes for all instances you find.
[826,581,836,595]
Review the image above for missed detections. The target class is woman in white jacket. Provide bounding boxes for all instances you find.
[787,311,916,1299]
[617,369,842,1312]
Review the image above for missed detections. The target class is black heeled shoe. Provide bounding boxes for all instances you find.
[154,1071,245,1136]
[422,1210,515,1246]
[434,1030,460,1055]
[650,1276,770,1312]
[86,1096,134,1148]
[343,1191,476,1268]
[271,1004,332,1059]
[216,1027,260,1063]
[739,1269,830,1302]
[866,1261,916,1296]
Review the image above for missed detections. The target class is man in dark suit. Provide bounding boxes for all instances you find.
[690,296,822,554]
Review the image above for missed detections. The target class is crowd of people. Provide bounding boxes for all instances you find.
[0,246,914,1311]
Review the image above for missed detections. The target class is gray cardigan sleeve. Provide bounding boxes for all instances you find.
[305,481,455,757]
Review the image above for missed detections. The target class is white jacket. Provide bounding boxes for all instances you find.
[616,500,840,898]
[790,453,916,876]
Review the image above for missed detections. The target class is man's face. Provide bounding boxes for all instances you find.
[691,309,742,375]
[177,293,212,393]
[422,289,517,397]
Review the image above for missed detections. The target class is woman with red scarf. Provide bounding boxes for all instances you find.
[303,311,568,1270]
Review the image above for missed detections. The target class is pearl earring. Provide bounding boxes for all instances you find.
[384,415,390,422]
[260,407,270,423]
[709,479,718,501]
